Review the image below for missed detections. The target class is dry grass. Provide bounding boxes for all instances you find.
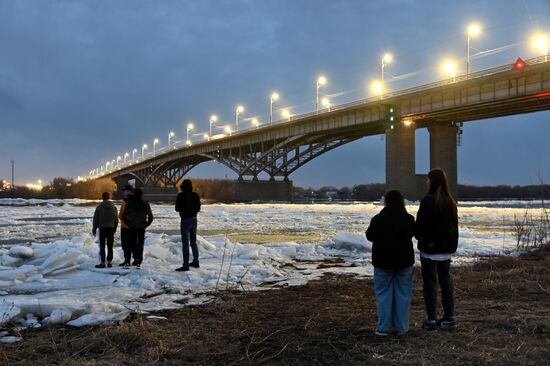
[2,250,550,365]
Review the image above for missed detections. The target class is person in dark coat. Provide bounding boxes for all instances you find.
[366,190,415,336]
[118,185,135,267]
[121,188,154,268]
[92,192,119,268]
[415,168,459,331]
[175,179,201,272]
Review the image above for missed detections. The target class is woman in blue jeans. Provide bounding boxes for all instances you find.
[175,179,201,272]
[366,190,415,336]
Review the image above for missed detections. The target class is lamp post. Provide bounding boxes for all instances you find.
[441,59,457,82]
[132,148,137,161]
[209,114,217,136]
[186,123,194,145]
[123,152,129,163]
[142,144,148,159]
[532,32,549,62]
[316,75,327,112]
[252,117,260,129]
[321,97,331,111]
[381,53,392,97]
[116,156,122,167]
[168,132,175,149]
[153,138,159,156]
[204,133,210,141]
[111,159,115,169]
[235,105,244,131]
[270,92,279,125]
[224,125,232,136]
[467,23,481,78]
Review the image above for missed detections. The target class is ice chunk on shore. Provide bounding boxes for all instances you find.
[8,246,34,259]
[330,232,371,252]
[67,310,131,327]
[43,309,73,325]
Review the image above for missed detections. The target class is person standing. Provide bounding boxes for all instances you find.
[121,188,154,268]
[415,168,459,331]
[92,192,119,268]
[175,179,201,272]
[366,190,415,336]
[118,185,135,267]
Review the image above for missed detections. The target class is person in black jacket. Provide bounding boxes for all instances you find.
[175,179,201,272]
[366,190,415,336]
[92,192,119,268]
[121,188,154,268]
[415,168,459,331]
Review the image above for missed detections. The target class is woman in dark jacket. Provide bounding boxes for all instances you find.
[121,188,154,268]
[415,168,458,331]
[366,190,415,336]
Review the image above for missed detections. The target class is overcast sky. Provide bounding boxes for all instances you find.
[1,0,550,188]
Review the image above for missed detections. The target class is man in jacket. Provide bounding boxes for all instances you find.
[175,179,201,271]
[121,188,153,268]
[118,185,135,267]
[92,192,119,268]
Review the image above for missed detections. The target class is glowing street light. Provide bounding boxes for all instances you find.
[381,53,392,97]
[316,75,327,112]
[209,114,218,136]
[142,144,148,159]
[168,131,175,149]
[235,105,244,131]
[441,59,458,81]
[116,156,122,167]
[132,148,138,161]
[153,138,159,156]
[321,97,331,111]
[466,23,482,77]
[270,92,279,125]
[203,133,210,141]
[111,159,115,168]
[224,125,232,136]
[370,80,383,96]
[123,152,129,163]
[281,109,291,121]
[531,32,549,61]
[252,117,260,129]
[186,123,194,143]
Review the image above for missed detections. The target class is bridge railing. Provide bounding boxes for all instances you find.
[90,56,548,178]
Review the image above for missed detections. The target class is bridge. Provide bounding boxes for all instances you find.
[90,56,550,200]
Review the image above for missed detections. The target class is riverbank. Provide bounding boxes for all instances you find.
[3,249,549,365]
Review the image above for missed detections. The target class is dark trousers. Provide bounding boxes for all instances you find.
[120,228,132,264]
[180,218,198,266]
[99,227,115,263]
[420,258,455,320]
[128,228,145,265]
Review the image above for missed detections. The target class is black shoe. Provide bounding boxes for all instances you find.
[422,320,436,331]
[95,263,106,268]
[437,318,456,330]
[119,262,128,267]
[176,266,190,272]
[190,260,200,268]
[131,261,138,266]
[107,262,112,268]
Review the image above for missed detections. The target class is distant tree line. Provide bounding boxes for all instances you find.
[0,178,115,200]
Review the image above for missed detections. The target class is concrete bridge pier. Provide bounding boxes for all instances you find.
[429,123,458,199]
[385,125,419,200]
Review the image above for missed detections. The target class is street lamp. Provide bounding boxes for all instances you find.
[381,53,392,97]
[316,75,327,112]
[123,152,129,163]
[281,109,291,121]
[370,80,383,97]
[186,123,194,144]
[270,92,279,125]
[441,59,458,82]
[252,117,260,129]
[531,32,549,61]
[235,105,244,131]
[321,97,331,111]
[209,114,218,136]
[204,133,210,141]
[168,131,175,149]
[132,148,138,161]
[117,156,122,167]
[466,23,482,77]
[142,144,148,159]
[224,125,232,136]
[153,138,159,156]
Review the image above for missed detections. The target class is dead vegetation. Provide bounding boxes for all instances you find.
[2,250,550,365]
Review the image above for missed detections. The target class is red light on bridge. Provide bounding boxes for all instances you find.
[513,57,526,71]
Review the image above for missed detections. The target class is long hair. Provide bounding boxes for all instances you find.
[384,190,408,215]
[180,179,193,193]
[428,168,457,218]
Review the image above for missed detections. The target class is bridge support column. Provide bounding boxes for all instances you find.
[429,123,458,199]
[386,125,419,200]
